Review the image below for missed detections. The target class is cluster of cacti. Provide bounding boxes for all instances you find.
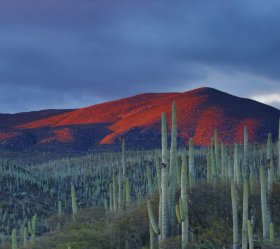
[147,102,190,249]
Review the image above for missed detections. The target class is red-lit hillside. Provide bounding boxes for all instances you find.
[0,87,279,152]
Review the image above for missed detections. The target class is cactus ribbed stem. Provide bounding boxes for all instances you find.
[231,180,238,249]
[242,178,249,249]
[260,164,269,240]
[147,199,160,236]
[147,165,153,196]
[161,112,169,240]
[221,142,225,178]
[118,167,122,209]
[169,101,177,235]
[189,139,195,187]
[11,229,17,249]
[121,139,126,177]
[181,149,189,249]
[270,222,275,243]
[242,127,249,249]
[112,172,117,211]
[267,133,274,192]
[214,128,219,176]
[71,185,77,216]
[234,144,241,186]
[207,153,212,182]
[31,214,37,243]
[247,220,254,249]
[278,117,280,177]
[125,177,130,208]
[211,138,217,181]
[23,227,27,248]
[149,223,156,249]
[58,200,62,217]
[155,151,162,242]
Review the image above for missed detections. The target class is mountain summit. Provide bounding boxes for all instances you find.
[0,87,279,153]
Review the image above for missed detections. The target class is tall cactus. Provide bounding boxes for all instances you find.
[11,229,17,249]
[155,151,162,242]
[234,144,241,186]
[207,153,212,182]
[31,214,37,243]
[161,112,169,241]
[147,199,160,236]
[58,201,62,217]
[149,223,156,249]
[125,177,131,208]
[267,133,274,192]
[118,166,122,209]
[214,128,219,176]
[122,139,126,208]
[112,171,117,211]
[169,101,177,235]
[231,180,238,249]
[189,138,195,187]
[23,227,27,248]
[242,127,249,249]
[270,222,275,243]
[221,142,225,178]
[71,185,77,216]
[247,220,254,249]
[278,117,280,177]
[122,139,126,177]
[211,138,217,181]
[260,164,269,240]
[181,149,189,249]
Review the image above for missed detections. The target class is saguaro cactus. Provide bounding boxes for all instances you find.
[234,144,241,186]
[118,166,122,209]
[270,222,275,243]
[125,177,131,208]
[278,117,280,177]
[31,214,37,242]
[214,128,219,176]
[247,220,254,249]
[155,151,162,242]
[161,112,169,241]
[122,139,126,207]
[23,227,27,248]
[112,172,117,211]
[207,153,212,182]
[181,149,189,249]
[267,133,274,192]
[221,142,225,178]
[169,101,177,235]
[231,180,238,249]
[211,138,217,181]
[189,138,195,187]
[11,229,17,249]
[71,185,77,216]
[58,201,62,217]
[242,127,249,249]
[260,164,269,240]
[147,199,160,236]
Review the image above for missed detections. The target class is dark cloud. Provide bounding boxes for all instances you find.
[0,0,279,113]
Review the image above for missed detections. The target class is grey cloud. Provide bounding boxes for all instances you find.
[0,0,279,112]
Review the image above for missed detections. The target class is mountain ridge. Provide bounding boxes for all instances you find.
[0,87,279,153]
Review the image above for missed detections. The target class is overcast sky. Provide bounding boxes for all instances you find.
[0,0,280,113]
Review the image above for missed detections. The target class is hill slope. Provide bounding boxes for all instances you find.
[0,87,279,153]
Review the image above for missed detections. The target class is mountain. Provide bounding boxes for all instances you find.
[0,87,279,154]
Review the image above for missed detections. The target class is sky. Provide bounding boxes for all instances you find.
[0,0,280,113]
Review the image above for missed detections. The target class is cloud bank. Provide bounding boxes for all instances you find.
[0,0,279,112]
